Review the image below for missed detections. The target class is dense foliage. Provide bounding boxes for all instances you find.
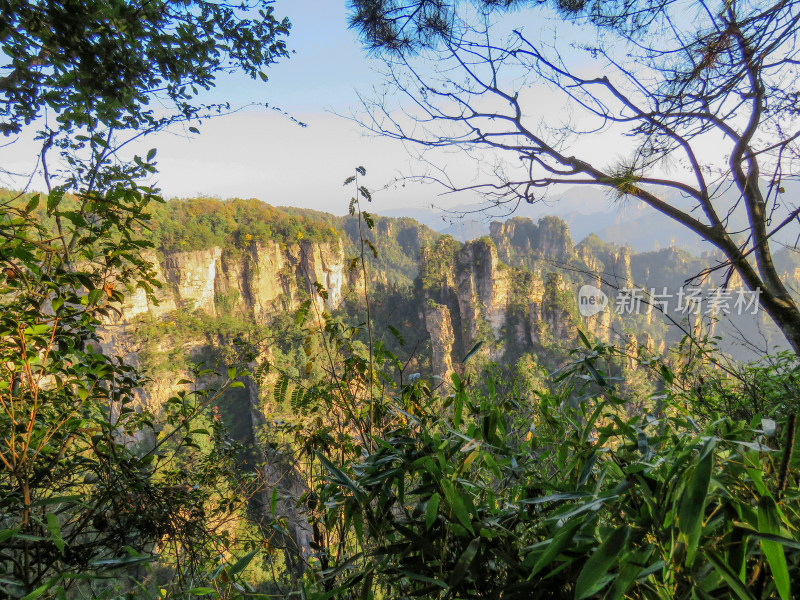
[305,336,800,600]
[0,185,273,598]
[1,0,292,597]
[0,0,289,135]
[147,197,340,253]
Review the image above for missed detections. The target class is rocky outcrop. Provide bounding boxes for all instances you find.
[421,235,582,377]
[490,216,574,264]
[456,239,510,342]
[120,239,346,323]
[535,273,577,343]
[424,302,456,381]
[610,246,633,288]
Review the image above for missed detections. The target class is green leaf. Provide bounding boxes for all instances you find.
[187,587,217,595]
[89,555,152,567]
[227,549,258,577]
[748,531,800,550]
[360,570,374,600]
[574,526,629,599]
[583,358,606,387]
[316,452,365,501]
[453,391,464,429]
[387,325,405,346]
[461,341,483,363]
[47,190,63,213]
[0,528,19,543]
[607,559,644,600]
[528,516,584,576]
[705,552,756,600]
[87,288,103,305]
[677,437,715,565]
[758,496,791,600]
[451,492,474,535]
[660,364,674,385]
[22,582,51,600]
[520,492,591,505]
[25,194,40,213]
[270,488,278,515]
[46,513,64,555]
[425,493,440,530]
[448,537,480,587]
[577,329,592,348]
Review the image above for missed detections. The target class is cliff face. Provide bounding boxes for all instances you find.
[419,216,664,379]
[118,211,672,384]
[121,239,346,322]
[490,216,574,265]
[421,233,582,379]
[423,302,456,381]
[456,238,511,343]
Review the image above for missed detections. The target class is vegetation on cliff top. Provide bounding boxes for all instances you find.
[148,197,340,252]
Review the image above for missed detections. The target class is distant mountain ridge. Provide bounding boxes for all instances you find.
[123,195,797,385]
[379,179,800,255]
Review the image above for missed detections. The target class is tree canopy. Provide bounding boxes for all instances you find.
[0,0,289,135]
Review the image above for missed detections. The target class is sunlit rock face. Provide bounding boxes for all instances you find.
[162,247,222,315]
[118,239,346,323]
[424,301,456,382]
[420,232,589,378]
[456,238,511,344]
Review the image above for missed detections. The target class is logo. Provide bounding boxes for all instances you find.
[578,285,608,317]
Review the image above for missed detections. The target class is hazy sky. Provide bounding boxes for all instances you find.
[0,1,453,214]
[145,0,641,215]
[138,0,436,213]
[0,1,633,215]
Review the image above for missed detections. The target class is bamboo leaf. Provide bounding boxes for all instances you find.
[448,537,480,587]
[677,438,715,565]
[758,496,791,600]
[705,552,756,600]
[425,493,440,530]
[574,526,629,599]
[46,513,64,555]
[451,492,475,535]
[461,341,483,363]
[529,517,583,576]
[227,549,258,577]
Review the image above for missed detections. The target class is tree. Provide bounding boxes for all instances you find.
[347,0,800,353]
[0,1,289,597]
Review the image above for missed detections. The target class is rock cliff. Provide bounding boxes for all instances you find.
[120,239,346,323]
[420,232,583,379]
[419,216,678,379]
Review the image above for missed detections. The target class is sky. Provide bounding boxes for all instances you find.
[156,0,516,216]
[0,0,700,217]
[146,0,428,212]
[147,0,555,214]
[0,1,448,214]
[0,0,616,216]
